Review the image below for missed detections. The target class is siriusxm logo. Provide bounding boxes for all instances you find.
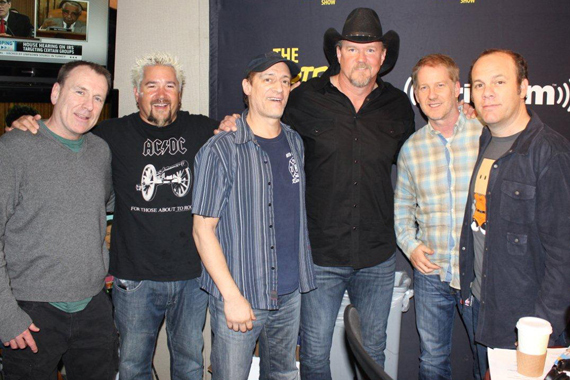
[403,77,570,112]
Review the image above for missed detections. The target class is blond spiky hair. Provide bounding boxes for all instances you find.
[131,52,186,92]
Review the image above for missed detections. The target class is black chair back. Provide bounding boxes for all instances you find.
[344,304,394,380]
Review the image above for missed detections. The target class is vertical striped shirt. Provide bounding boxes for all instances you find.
[192,110,316,310]
[394,112,483,288]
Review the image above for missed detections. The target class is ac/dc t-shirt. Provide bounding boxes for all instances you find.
[256,131,300,295]
[92,111,219,281]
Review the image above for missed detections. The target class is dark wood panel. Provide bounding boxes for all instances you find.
[10,0,34,19]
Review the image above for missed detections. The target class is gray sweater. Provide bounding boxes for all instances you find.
[0,124,112,342]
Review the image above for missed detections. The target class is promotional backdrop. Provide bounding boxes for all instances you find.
[210,0,570,139]
[209,1,570,379]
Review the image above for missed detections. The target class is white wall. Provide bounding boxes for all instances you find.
[115,0,210,116]
[114,1,212,379]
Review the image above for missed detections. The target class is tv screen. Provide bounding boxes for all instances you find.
[0,0,109,84]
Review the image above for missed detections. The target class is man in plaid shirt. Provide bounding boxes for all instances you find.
[394,54,484,380]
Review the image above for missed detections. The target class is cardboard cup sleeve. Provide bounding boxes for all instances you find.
[517,347,547,377]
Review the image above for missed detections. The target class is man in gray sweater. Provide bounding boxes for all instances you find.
[0,61,117,379]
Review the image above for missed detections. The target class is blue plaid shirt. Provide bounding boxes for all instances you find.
[394,112,483,288]
[192,110,316,310]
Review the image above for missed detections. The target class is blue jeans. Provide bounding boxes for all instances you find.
[471,296,489,380]
[414,270,479,380]
[299,254,396,380]
[112,278,208,380]
[209,291,301,380]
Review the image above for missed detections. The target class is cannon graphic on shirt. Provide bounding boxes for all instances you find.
[135,160,192,201]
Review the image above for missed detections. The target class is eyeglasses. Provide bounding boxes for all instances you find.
[62,9,80,16]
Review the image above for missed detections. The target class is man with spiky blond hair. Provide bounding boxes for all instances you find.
[98,52,218,380]
[10,52,219,380]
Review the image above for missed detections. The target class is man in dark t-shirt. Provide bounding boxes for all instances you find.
[98,53,217,380]
[193,52,315,380]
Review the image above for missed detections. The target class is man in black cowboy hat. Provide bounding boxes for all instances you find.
[283,7,415,379]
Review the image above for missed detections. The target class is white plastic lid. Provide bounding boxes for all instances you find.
[516,317,553,335]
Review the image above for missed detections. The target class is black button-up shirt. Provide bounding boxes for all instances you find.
[284,67,415,269]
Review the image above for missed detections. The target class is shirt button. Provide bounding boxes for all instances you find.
[514,190,520,196]
[271,246,274,249]
[268,182,271,185]
[514,238,519,243]
[352,226,357,230]
[354,160,358,164]
[462,247,465,251]
[493,164,498,168]
[354,137,358,141]
[353,204,357,208]
[269,225,273,228]
[264,160,268,164]
[268,203,272,207]
[487,191,491,195]
[271,266,275,270]
[353,182,358,186]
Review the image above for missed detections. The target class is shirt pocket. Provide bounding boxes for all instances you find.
[308,120,336,144]
[306,119,334,136]
[300,119,338,161]
[294,116,334,139]
[499,180,536,224]
[506,232,528,256]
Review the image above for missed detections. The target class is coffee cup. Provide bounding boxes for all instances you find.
[516,317,552,377]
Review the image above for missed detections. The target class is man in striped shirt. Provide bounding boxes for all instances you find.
[192,52,316,380]
[394,54,484,380]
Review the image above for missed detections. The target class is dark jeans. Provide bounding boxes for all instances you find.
[471,296,489,380]
[2,291,118,380]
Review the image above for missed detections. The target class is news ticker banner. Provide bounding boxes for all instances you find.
[209,0,570,139]
[0,40,82,60]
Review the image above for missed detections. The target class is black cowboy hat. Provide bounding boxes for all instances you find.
[323,8,400,76]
